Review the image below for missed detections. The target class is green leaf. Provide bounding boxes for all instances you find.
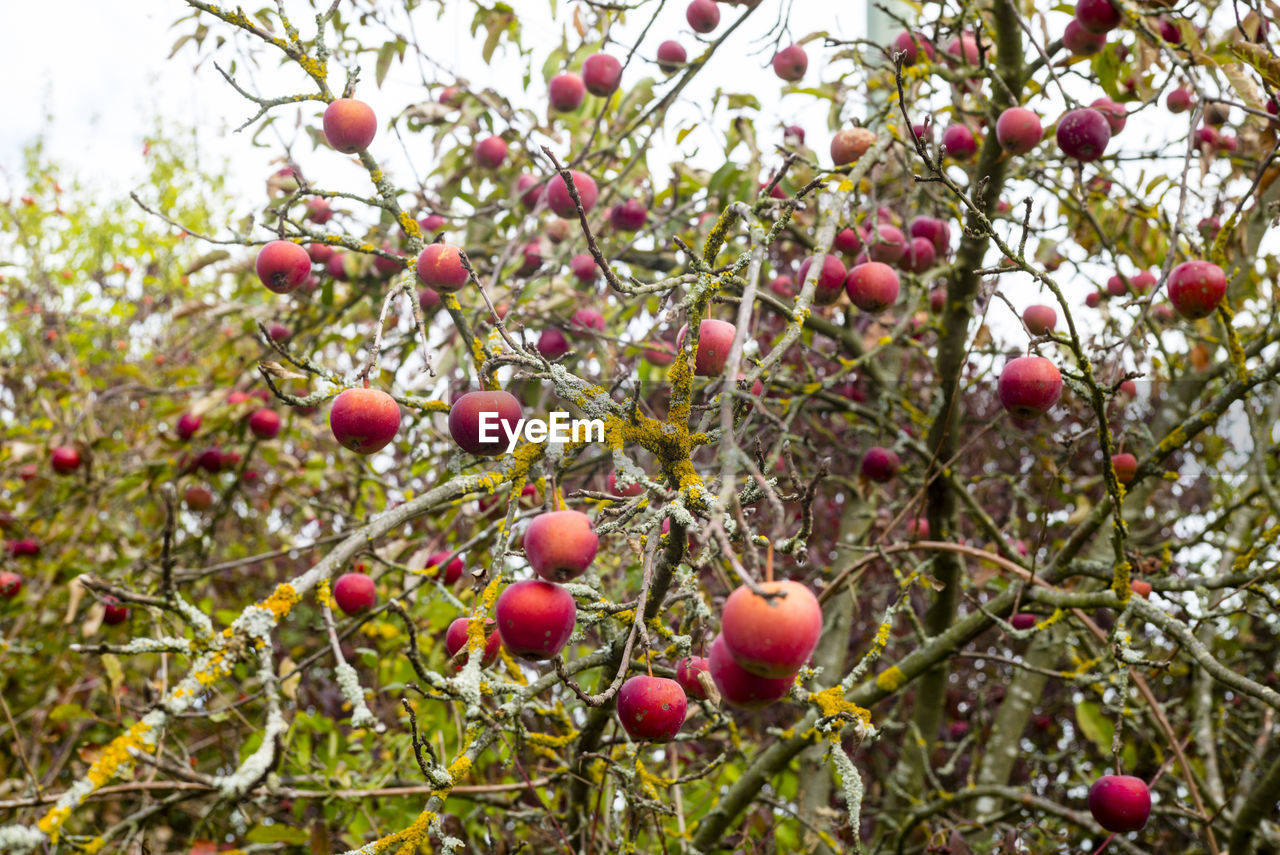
[1075,700,1114,750]
[375,41,396,89]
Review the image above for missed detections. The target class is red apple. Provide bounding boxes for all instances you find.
[708,634,794,708]
[1064,19,1107,55]
[1075,0,1121,34]
[525,510,598,582]
[860,446,900,483]
[894,31,935,65]
[0,572,22,599]
[322,98,377,153]
[329,388,401,454]
[419,288,441,313]
[675,655,711,699]
[247,409,280,440]
[686,0,720,33]
[942,124,978,160]
[608,471,644,497]
[1088,775,1151,833]
[415,244,469,291]
[7,539,40,558]
[570,308,606,334]
[495,579,577,659]
[427,552,464,585]
[721,580,822,677]
[537,328,570,360]
[656,40,688,74]
[1131,579,1153,599]
[1010,613,1036,631]
[998,356,1062,419]
[334,572,376,615]
[677,318,736,377]
[772,45,808,81]
[866,224,907,264]
[910,217,951,255]
[570,253,597,284]
[1023,304,1057,335]
[996,107,1043,154]
[546,171,598,218]
[256,240,311,294]
[475,136,508,169]
[1112,452,1138,484]
[583,53,623,97]
[610,199,648,232]
[1168,260,1227,319]
[1090,97,1127,135]
[448,390,523,456]
[798,255,847,305]
[1166,87,1192,113]
[51,446,80,475]
[102,596,130,625]
[617,675,687,742]
[845,262,900,312]
[184,485,214,511]
[1056,108,1111,161]
[307,244,334,265]
[419,213,446,234]
[548,72,586,112]
[445,617,500,669]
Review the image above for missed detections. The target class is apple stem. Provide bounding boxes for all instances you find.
[765,538,774,583]
[1092,833,1116,855]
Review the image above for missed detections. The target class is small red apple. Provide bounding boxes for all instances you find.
[798,255,847,305]
[608,470,644,498]
[51,446,81,475]
[415,244,469,291]
[102,596,130,625]
[677,319,736,377]
[656,40,687,74]
[675,655,711,700]
[1075,0,1121,35]
[427,552,464,585]
[256,241,312,294]
[998,356,1062,419]
[323,99,377,153]
[1168,260,1227,319]
[860,446,900,483]
[448,390,523,456]
[1056,108,1111,162]
[248,409,280,440]
[475,136,508,169]
[1023,304,1057,335]
[708,634,794,708]
[582,53,623,97]
[334,572,377,615]
[996,107,1043,154]
[329,388,401,454]
[0,572,22,599]
[1088,775,1151,833]
[1112,452,1138,484]
[686,0,720,33]
[495,579,577,659]
[548,72,586,112]
[845,262,900,312]
[525,510,599,582]
[1010,613,1036,631]
[772,45,808,81]
[546,171,598,217]
[721,580,821,677]
[617,675,687,742]
[445,617,500,669]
